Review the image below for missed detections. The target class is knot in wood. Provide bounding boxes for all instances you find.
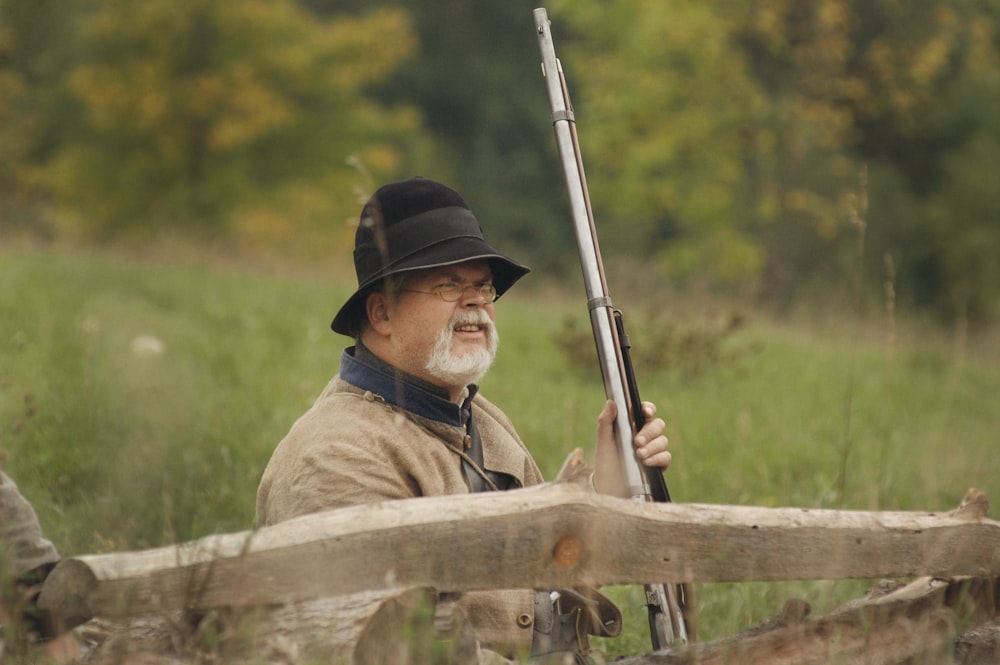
[552,535,584,570]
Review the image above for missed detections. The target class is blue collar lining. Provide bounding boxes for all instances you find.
[339,346,477,427]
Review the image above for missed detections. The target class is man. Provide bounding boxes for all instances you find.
[256,177,671,661]
[1,471,82,663]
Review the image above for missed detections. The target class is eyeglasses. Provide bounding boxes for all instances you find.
[403,282,498,303]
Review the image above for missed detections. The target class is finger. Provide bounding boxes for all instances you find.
[641,449,672,469]
[641,401,657,418]
[635,417,666,447]
[636,432,668,458]
[637,429,667,450]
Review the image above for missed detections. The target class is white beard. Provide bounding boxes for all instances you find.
[424,309,499,388]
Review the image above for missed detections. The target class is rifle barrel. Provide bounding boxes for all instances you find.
[533,7,689,648]
[533,7,647,500]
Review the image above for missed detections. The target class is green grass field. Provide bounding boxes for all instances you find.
[2,248,997,657]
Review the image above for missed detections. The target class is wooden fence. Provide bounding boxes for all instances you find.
[38,482,1000,664]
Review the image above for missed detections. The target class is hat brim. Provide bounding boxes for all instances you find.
[331,236,530,337]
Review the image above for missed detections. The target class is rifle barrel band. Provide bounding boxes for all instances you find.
[552,110,575,123]
[588,296,613,310]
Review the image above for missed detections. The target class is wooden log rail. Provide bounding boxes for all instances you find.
[617,576,1000,665]
[38,483,998,628]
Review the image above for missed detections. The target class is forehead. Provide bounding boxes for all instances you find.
[407,260,492,284]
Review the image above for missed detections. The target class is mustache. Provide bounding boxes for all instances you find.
[449,309,493,329]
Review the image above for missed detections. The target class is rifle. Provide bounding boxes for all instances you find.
[533,7,693,650]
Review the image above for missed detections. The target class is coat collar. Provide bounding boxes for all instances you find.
[339,344,478,428]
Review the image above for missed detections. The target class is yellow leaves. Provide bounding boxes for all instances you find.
[749,2,790,52]
[966,17,999,72]
[790,95,854,151]
[238,207,299,248]
[815,0,850,34]
[324,8,415,89]
[854,3,967,132]
[66,0,419,155]
[660,226,764,287]
[910,34,953,88]
[0,69,26,124]
[232,178,359,261]
[70,61,169,135]
[38,0,426,237]
[785,188,839,240]
[194,66,296,151]
[357,144,404,176]
[214,3,416,94]
[806,0,853,69]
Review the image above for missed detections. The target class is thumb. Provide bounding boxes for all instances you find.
[594,400,626,497]
[597,399,617,433]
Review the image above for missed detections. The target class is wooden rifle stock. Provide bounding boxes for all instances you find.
[533,7,692,649]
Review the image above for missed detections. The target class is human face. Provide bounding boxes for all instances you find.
[381,260,498,395]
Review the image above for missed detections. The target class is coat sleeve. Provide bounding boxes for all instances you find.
[0,470,60,578]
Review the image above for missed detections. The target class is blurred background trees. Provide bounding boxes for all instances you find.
[1,0,428,258]
[1,0,998,324]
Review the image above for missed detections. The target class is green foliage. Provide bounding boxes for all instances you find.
[0,0,78,234]
[919,68,1000,322]
[547,0,1000,320]
[547,0,794,290]
[8,1,432,255]
[2,0,998,323]
[364,0,575,273]
[553,0,762,221]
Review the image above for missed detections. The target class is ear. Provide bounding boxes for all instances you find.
[365,291,392,336]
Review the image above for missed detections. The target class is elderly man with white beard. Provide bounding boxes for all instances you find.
[255,177,672,663]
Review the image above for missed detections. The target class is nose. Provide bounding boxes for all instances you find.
[459,285,490,305]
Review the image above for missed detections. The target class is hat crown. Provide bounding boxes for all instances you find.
[360,177,473,233]
[353,177,485,284]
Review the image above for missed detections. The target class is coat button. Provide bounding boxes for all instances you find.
[516,613,533,628]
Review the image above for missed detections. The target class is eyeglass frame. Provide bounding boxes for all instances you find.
[401,281,498,303]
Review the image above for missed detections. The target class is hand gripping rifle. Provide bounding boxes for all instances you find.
[533,7,692,650]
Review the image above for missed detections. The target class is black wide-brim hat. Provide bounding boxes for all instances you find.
[331,177,531,336]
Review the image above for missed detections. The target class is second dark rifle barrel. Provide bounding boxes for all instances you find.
[533,7,689,649]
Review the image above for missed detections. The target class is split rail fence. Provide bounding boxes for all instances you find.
[38,481,1000,664]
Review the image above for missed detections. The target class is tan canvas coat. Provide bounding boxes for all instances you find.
[1,470,61,577]
[256,375,546,657]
